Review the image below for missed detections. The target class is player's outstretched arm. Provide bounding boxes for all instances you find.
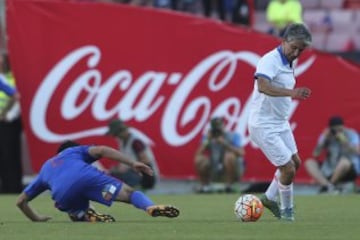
[89,145,154,176]
[16,192,52,222]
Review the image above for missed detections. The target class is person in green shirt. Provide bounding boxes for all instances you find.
[266,0,303,37]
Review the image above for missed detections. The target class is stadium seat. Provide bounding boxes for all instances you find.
[353,34,360,53]
[310,32,328,50]
[330,10,357,34]
[329,9,355,25]
[354,10,360,28]
[303,9,327,27]
[343,0,360,9]
[300,0,321,9]
[320,0,344,9]
[253,11,271,33]
[253,22,272,33]
[325,33,352,51]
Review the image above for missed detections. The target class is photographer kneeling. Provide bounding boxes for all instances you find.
[305,116,360,194]
[194,117,245,193]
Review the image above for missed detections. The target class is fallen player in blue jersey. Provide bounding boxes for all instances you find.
[16,140,179,222]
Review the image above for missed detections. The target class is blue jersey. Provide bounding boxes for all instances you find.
[24,145,99,201]
[24,145,123,215]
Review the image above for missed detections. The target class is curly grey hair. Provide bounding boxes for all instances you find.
[283,23,312,46]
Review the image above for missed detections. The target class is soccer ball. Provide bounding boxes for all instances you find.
[234,194,264,222]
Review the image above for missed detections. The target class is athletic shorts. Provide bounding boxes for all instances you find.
[55,169,122,216]
[249,125,297,167]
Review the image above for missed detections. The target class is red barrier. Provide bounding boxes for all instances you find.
[6,0,360,182]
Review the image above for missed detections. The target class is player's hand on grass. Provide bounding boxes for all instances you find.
[36,215,52,222]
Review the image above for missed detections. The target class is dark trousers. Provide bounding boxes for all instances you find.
[0,117,23,193]
[232,0,251,26]
[202,0,226,21]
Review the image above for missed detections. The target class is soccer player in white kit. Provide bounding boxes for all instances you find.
[248,23,312,221]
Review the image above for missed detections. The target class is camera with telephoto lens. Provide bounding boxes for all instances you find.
[211,128,223,137]
[210,117,224,138]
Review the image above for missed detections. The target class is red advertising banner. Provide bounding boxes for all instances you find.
[6,0,360,182]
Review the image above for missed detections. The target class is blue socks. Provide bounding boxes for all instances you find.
[130,191,154,210]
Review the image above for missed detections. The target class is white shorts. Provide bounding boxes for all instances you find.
[249,125,298,167]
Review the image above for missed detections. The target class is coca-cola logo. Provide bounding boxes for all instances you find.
[30,45,316,146]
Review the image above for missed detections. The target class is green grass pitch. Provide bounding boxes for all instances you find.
[0,193,359,240]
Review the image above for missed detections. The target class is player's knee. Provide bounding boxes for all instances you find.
[289,168,296,179]
[279,161,296,183]
[194,155,208,168]
[195,159,210,173]
[291,154,301,170]
[288,161,297,175]
[116,184,135,202]
[294,159,301,170]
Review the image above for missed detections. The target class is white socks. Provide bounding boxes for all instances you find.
[278,182,294,210]
[265,169,294,210]
[265,169,281,201]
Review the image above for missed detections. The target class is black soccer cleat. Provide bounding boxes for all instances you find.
[84,208,116,223]
[146,205,180,218]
